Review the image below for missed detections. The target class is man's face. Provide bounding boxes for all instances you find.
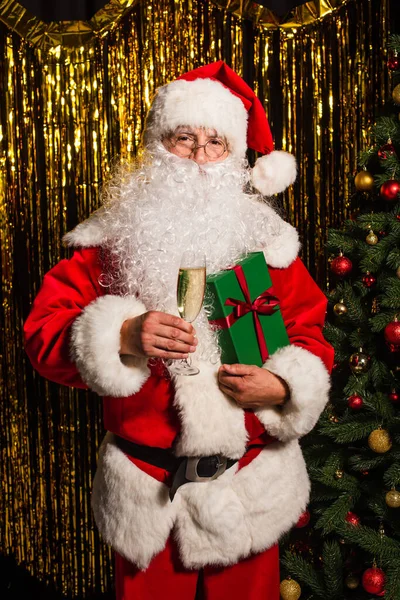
[163,126,229,165]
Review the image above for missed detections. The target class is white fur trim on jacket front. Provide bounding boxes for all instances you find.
[172,360,248,459]
[70,294,150,397]
[92,434,310,570]
[255,344,331,441]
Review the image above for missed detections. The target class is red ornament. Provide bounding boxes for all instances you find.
[388,52,399,70]
[388,390,399,404]
[345,511,361,526]
[380,180,400,202]
[348,394,364,410]
[388,343,400,353]
[331,254,353,277]
[362,272,376,288]
[362,567,385,595]
[378,230,386,237]
[384,319,400,345]
[378,142,396,160]
[295,510,311,528]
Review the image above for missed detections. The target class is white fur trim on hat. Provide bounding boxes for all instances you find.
[70,294,150,397]
[143,78,248,158]
[251,151,297,196]
[255,344,331,441]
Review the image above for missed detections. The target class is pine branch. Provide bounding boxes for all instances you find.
[372,116,400,144]
[363,393,395,420]
[322,541,344,600]
[380,277,400,309]
[370,311,397,332]
[281,550,327,598]
[386,248,400,270]
[348,453,388,471]
[326,231,356,254]
[335,523,400,560]
[343,373,371,396]
[357,213,390,230]
[388,34,400,51]
[319,415,379,444]
[383,462,400,488]
[323,321,348,344]
[370,359,392,389]
[315,494,355,535]
[383,563,400,600]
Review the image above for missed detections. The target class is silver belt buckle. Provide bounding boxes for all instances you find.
[185,455,228,483]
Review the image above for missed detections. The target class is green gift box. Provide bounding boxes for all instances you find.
[206,252,289,366]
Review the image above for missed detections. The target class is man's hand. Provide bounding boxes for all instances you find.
[218,364,289,409]
[120,311,197,359]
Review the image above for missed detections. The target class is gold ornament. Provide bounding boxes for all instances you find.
[354,170,374,191]
[393,83,400,105]
[368,428,392,453]
[396,266,400,279]
[366,230,378,245]
[333,301,347,316]
[349,350,370,374]
[280,578,302,600]
[385,489,400,508]
[329,414,339,423]
[335,469,344,479]
[345,575,360,589]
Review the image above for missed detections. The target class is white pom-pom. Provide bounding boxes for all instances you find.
[251,151,297,196]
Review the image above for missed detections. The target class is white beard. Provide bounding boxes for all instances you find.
[99,144,283,364]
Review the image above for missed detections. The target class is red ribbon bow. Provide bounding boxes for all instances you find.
[210,264,279,363]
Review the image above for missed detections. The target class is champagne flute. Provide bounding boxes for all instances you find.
[169,252,206,376]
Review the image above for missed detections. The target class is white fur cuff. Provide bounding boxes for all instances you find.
[255,345,330,441]
[70,295,150,397]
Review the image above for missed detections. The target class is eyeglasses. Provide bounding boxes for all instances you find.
[169,133,227,160]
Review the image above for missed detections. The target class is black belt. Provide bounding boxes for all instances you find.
[114,435,240,501]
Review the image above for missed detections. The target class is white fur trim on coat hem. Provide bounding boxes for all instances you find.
[92,434,309,570]
[174,439,310,568]
[256,345,331,441]
[92,433,178,570]
[70,294,150,397]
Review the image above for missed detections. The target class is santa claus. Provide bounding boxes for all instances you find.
[24,62,334,599]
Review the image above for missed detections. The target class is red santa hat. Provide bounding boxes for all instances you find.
[143,61,297,196]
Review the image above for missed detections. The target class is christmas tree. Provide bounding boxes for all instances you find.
[279,35,400,600]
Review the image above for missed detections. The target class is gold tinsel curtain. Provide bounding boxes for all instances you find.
[0,0,390,596]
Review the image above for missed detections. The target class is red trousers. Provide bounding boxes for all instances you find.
[115,538,280,600]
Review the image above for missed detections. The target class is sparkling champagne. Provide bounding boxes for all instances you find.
[177,267,206,322]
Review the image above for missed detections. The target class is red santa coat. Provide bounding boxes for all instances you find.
[24,217,333,571]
